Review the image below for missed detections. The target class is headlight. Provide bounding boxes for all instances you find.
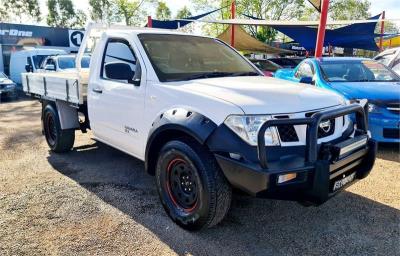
[368,103,379,113]
[4,84,15,89]
[224,115,280,146]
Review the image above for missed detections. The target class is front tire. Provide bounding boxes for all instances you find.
[43,104,75,153]
[156,139,232,230]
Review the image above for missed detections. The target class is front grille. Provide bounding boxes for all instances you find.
[386,103,400,115]
[277,125,299,142]
[274,115,299,142]
[318,119,335,138]
[383,128,400,139]
[305,111,336,138]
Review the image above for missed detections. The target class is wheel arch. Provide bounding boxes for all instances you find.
[145,109,218,175]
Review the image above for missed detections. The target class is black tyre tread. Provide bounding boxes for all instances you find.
[159,138,232,229]
[43,104,75,153]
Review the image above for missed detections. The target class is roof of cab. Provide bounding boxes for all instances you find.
[105,27,211,38]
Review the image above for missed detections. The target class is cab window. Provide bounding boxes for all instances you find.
[101,38,137,83]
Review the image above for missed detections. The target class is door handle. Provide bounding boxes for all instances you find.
[92,87,103,94]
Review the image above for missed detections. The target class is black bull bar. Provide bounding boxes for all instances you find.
[257,104,368,169]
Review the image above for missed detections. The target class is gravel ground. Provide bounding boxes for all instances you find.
[0,99,399,256]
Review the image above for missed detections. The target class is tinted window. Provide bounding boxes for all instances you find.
[375,51,396,66]
[32,55,50,69]
[101,39,136,82]
[391,61,400,75]
[320,60,399,82]
[268,58,297,68]
[58,56,90,69]
[81,56,90,68]
[58,57,75,69]
[251,60,280,72]
[138,34,258,82]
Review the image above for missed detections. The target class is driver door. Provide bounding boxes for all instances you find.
[89,38,145,158]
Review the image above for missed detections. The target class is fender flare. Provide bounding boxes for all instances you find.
[145,108,217,174]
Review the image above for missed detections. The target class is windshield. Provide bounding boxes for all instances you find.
[268,58,298,68]
[58,56,90,69]
[32,55,50,69]
[138,34,259,82]
[0,72,7,79]
[320,60,400,82]
[375,51,396,66]
[251,60,280,72]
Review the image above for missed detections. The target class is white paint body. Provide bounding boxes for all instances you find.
[23,27,349,161]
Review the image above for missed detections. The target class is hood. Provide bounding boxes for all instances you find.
[169,76,345,114]
[329,81,400,104]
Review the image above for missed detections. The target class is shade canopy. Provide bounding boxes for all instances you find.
[241,14,382,51]
[217,26,292,54]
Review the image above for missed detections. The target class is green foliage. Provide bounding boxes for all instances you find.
[192,0,305,42]
[176,6,192,19]
[0,0,41,22]
[329,0,370,20]
[112,0,149,26]
[156,1,171,20]
[46,0,87,28]
[89,0,114,23]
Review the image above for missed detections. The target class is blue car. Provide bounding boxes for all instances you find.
[274,57,400,143]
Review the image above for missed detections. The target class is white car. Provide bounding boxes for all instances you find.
[374,47,400,75]
[22,24,376,230]
[9,48,67,85]
[38,55,91,72]
[0,72,17,100]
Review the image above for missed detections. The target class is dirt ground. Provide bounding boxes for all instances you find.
[0,99,399,256]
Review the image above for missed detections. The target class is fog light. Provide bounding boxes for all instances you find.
[229,153,242,160]
[277,173,297,184]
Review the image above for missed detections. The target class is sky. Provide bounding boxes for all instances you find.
[37,0,400,22]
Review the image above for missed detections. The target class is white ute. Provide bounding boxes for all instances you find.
[23,24,376,230]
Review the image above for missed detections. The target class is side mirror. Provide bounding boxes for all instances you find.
[25,64,33,72]
[45,64,56,71]
[105,62,140,86]
[299,76,314,85]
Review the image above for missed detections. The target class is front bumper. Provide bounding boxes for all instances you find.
[0,88,17,99]
[369,114,400,143]
[209,104,376,205]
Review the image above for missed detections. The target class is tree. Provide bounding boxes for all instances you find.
[0,0,41,22]
[156,1,171,20]
[113,0,148,26]
[192,0,306,42]
[46,0,87,28]
[329,0,370,20]
[176,6,192,19]
[89,0,114,23]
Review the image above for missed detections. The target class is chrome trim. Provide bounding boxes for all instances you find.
[339,137,368,156]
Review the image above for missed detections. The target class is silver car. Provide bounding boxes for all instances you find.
[0,72,17,101]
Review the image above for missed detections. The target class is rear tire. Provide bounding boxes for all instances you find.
[156,139,232,230]
[43,104,75,153]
